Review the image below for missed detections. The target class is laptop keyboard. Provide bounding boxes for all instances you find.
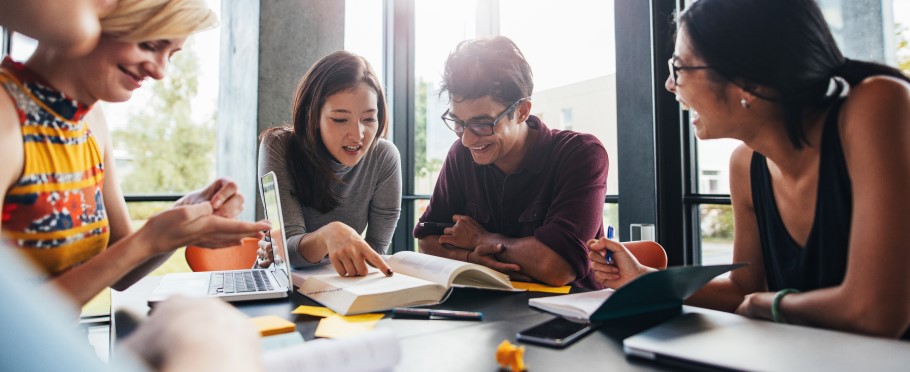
[208,270,274,295]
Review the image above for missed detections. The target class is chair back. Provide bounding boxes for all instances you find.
[184,237,260,272]
[623,240,668,269]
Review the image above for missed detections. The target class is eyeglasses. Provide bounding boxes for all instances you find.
[441,98,526,137]
[668,58,712,87]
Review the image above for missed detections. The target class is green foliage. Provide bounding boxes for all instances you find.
[701,204,734,239]
[415,78,442,179]
[113,42,215,195]
[898,23,910,75]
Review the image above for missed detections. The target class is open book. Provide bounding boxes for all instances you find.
[297,251,521,315]
[529,263,746,322]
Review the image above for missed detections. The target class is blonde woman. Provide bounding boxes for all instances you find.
[0,0,269,306]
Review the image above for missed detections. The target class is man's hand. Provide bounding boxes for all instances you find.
[438,214,488,249]
[467,244,521,273]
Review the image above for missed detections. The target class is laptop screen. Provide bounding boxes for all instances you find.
[260,171,291,290]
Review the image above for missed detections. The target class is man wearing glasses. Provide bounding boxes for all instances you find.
[413,36,609,289]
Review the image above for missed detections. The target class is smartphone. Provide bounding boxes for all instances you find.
[516,317,594,348]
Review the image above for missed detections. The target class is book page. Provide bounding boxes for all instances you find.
[263,329,400,372]
[291,264,360,288]
[528,289,616,320]
[386,251,468,287]
[298,272,443,315]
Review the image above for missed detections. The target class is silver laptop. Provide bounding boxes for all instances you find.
[623,307,910,371]
[148,171,292,303]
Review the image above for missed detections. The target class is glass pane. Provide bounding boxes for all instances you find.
[499,0,619,196]
[699,204,734,265]
[603,203,619,239]
[344,0,384,83]
[695,138,740,194]
[104,0,221,195]
[10,32,37,60]
[414,1,478,195]
[413,199,431,252]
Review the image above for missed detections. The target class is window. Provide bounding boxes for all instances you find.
[345,0,385,84]
[413,1,478,195]
[688,0,910,264]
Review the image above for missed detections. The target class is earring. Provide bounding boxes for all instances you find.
[740,98,750,109]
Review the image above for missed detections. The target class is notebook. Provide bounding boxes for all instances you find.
[623,308,910,371]
[148,171,292,303]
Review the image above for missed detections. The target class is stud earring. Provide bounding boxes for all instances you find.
[740,98,750,109]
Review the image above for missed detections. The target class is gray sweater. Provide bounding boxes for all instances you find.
[258,129,402,268]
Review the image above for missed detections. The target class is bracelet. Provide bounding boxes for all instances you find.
[465,250,472,262]
[771,288,800,323]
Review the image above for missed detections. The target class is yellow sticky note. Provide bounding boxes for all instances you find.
[314,315,382,338]
[292,305,338,318]
[511,281,571,294]
[250,315,296,337]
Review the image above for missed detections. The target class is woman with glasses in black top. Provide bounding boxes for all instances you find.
[589,0,910,339]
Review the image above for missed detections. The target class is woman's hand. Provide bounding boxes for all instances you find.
[139,202,269,255]
[121,296,263,372]
[175,178,244,218]
[320,221,392,277]
[587,237,655,288]
[256,238,275,268]
[734,292,774,321]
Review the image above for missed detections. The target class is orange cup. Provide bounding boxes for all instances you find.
[184,237,260,272]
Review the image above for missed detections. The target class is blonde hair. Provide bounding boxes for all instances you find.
[99,0,217,42]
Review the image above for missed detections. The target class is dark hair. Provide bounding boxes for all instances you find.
[440,35,534,111]
[679,0,910,148]
[260,51,388,213]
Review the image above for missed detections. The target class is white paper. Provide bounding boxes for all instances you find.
[262,329,400,372]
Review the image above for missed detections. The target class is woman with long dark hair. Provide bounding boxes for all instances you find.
[258,51,401,277]
[589,0,910,338]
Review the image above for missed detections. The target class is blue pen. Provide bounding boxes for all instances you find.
[605,225,614,264]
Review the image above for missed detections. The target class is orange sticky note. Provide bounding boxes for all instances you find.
[511,281,571,294]
[250,315,296,337]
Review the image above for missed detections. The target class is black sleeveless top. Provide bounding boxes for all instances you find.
[751,99,909,340]
[751,99,851,292]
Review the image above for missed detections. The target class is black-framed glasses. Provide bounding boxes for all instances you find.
[441,98,526,137]
[668,58,712,87]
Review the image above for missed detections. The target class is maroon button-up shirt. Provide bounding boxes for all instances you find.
[414,116,609,289]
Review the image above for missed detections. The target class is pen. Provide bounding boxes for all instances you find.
[391,307,483,321]
[605,224,614,264]
[419,222,455,229]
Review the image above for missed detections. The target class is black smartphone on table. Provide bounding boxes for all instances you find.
[516,317,594,348]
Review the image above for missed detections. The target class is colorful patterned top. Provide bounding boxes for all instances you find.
[1,57,109,275]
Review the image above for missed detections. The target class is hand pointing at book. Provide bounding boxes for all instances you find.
[319,222,393,277]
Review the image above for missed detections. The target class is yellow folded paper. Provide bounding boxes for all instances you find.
[292,305,338,318]
[511,281,571,294]
[314,314,383,338]
[292,305,385,322]
[250,315,296,337]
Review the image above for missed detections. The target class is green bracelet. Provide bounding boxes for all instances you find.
[771,288,800,323]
